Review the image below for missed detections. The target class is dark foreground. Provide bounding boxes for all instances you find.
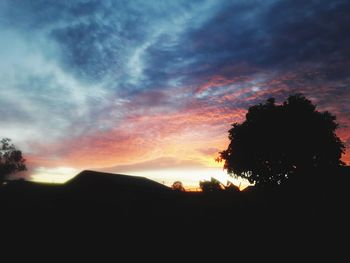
[1,169,350,259]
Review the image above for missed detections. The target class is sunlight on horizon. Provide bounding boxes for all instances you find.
[30,166,250,190]
[130,168,250,190]
[30,167,79,184]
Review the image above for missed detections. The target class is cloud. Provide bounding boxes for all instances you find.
[101,157,206,174]
[0,28,111,152]
[197,148,220,156]
[1,0,350,180]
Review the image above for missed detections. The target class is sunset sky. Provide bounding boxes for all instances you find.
[1,0,349,189]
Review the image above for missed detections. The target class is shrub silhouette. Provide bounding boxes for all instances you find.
[171,181,185,192]
[0,138,26,184]
[219,94,345,187]
[199,178,223,192]
[224,182,241,192]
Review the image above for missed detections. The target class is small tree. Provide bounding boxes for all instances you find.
[171,181,185,192]
[199,178,223,192]
[219,94,345,187]
[0,138,26,184]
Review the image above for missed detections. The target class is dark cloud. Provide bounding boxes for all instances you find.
[126,0,350,109]
[4,0,350,87]
[185,0,350,69]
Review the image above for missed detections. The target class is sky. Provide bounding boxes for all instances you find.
[1,0,350,189]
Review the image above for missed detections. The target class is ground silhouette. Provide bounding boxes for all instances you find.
[1,168,349,258]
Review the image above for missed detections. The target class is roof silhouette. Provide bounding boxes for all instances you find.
[66,170,171,193]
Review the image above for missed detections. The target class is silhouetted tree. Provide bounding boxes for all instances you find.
[199,178,223,192]
[171,181,185,192]
[219,94,345,187]
[0,138,26,184]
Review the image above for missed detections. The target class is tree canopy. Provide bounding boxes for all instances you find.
[219,94,345,187]
[0,138,26,184]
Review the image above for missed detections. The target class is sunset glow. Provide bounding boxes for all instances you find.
[1,0,349,188]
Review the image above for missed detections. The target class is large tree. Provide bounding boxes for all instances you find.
[0,138,26,184]
[219,94,345,187]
